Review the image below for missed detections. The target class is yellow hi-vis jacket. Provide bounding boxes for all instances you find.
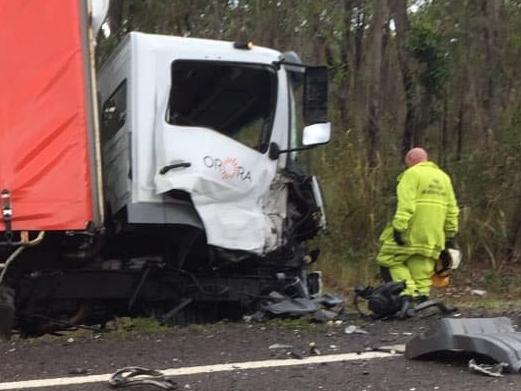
[378,161,459,260]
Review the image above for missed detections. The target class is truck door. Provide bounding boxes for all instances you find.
[154,60,281,255]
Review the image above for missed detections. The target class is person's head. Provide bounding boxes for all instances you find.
[405,147,428,167]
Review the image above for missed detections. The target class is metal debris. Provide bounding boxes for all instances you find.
[268,343,294,350]
[108,367,177,390]
[468,359,508,377]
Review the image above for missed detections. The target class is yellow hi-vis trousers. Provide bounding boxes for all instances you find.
[377,253,436,297]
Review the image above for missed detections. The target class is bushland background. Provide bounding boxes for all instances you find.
[98,0,521,295]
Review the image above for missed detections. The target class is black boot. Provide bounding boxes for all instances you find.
[398,295,415,319]
[0,285,15,341]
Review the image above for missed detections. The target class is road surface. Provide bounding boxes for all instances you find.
[1,310,521,390]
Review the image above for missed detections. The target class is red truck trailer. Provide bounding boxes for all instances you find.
[0,0,103,234]
[0,0,103,337]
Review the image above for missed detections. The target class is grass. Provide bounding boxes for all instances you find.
[260,317,320,332]
[454,296,521,311]
[109,316,170,335]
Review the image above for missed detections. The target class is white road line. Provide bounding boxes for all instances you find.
[0,351,399,390]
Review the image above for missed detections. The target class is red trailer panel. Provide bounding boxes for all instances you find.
[0,0,101,231]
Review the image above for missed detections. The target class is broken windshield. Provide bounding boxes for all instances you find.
[167,60,277,153]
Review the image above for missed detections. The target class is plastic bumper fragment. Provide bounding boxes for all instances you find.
[406,317,521,372]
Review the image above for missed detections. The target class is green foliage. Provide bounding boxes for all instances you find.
[112,317,169,334]
[482,269,514,293]
[408,25,449,98]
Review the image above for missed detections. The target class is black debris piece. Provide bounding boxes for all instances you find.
[312,293,343,308]
[257,292,344,320]
[262,297,320,316]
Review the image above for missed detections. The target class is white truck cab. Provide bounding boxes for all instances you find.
[98,32,330,255]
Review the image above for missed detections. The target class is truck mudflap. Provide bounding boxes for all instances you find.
[406,317,521,372]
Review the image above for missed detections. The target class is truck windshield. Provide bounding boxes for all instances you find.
[167,60,277,153]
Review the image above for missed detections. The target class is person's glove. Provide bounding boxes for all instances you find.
[445,238,457,249]
[439,249,452,270]
[393,229,405,246]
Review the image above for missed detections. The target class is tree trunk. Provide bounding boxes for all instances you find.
[365,0,389,167]
[456,104,464,161]
[507,185,521,263]
[107,0,124,36]
[483,0,502,142]
[389,0,421,156]
[440,89,448,166]
[338,0,354,127]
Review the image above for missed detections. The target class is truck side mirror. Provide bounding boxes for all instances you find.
[303,66,328,125]
[303,122,331,146]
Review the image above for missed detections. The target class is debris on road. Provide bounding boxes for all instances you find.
[407,317,521,372]
[262,296,319,316]
[353,282,458,320]
[313,293,344,308]
[468,359,508,377]
[413,299,458,318]
[254,292,344,323]
[268,343,295,350]
[374,344,406,354]
[286,351,304,359]
[268,343,303,359]
[108,366,177,390]
[309,342,321,356]
[344,325,369,335]
[311,309,338,323]
[470,289,487,297]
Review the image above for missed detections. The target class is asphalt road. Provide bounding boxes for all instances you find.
[2,310,521,391]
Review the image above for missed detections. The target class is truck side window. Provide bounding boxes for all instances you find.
[101,80,127,143]
[288,71,305,161]
[167,61,277,153]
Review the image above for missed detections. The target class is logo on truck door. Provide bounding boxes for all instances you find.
[203,155,252,182]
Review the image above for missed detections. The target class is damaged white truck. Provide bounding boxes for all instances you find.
[0,1,332,338]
